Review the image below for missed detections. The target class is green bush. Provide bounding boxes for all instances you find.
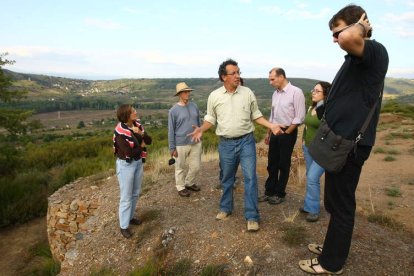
[0,171,49,226]
[25,241,60,275]
[25,136,112,170]
[0,141,22,176]
[385,186,402,197]
[367,213,404,231]
[383,155,396,162]
[381,100,414,118]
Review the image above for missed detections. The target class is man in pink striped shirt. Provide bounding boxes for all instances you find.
[259,68,306,205]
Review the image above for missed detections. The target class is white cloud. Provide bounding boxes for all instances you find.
[84,18,123,30]
[5,46,55,57]
[384,11,414,22]
[382,11,414,38]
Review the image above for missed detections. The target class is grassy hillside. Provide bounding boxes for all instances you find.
[3,70,413,115]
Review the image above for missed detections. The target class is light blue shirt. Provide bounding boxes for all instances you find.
[168,102,201,151]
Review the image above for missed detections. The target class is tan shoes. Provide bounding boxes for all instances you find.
[215,211,229,220]
[247,220,259,232]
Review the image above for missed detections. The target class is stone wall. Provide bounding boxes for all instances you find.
[47,176,105,263]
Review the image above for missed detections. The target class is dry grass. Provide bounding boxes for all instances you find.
[367,213,404,231]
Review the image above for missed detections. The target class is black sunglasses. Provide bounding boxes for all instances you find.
[332,23,356,39]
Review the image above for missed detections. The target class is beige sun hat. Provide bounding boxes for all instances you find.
[175,82,193,96]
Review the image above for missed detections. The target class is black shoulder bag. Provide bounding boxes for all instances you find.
[308,91,381,174]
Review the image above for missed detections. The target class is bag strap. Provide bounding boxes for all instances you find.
[322,64,384,143]
[355,84,384,143]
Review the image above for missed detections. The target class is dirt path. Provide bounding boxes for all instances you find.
[0,217,47,276]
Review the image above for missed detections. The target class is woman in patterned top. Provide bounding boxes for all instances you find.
[113,104,152,238]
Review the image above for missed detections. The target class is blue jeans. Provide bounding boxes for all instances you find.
[302,144,324,214]
[116,158,143,229]
[218,133,259,221]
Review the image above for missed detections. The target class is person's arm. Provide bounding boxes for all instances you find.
[167,108,177,156]
[337,13,371,57]
[254,116,284,136]
[187,120,213,142]
[115,135,143,159]
[285,88,306,134]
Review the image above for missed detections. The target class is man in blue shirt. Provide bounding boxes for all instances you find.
[168,82,202,197]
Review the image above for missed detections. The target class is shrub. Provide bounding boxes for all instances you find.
[281,225,307,246]
[385,186,401,197]
[367,213,404,231]
[0,171,49,227]
[373,147,385,154]
[200,264,228,276]
[25,241,60,275]
[383,155,396,162]
[0,141,22,176]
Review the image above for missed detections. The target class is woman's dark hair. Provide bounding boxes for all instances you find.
[312,81,331,107]
[329,4,372,38]
[218,59,238,82]
[117,104,132,123]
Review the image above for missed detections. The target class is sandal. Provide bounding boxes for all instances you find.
[299,258,343,275]
[308,243,323,255]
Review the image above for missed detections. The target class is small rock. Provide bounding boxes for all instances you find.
[244,256,253,266]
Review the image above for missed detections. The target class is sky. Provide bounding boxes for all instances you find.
[1,0,414,82]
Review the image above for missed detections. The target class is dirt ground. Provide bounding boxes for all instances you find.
[1,113,413,275]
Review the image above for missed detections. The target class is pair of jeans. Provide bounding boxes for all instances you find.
[264,129,297,198]
[218,133,259,221]
[302,144,324,214]
[318,146,371,272]
[116,158,143,229]
[175,142,202,191]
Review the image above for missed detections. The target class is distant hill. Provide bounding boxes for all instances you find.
[3,69,318,99]
[3,70,414,113]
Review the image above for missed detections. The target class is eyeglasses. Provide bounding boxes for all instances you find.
[332,23,356,39]
[226,71,241,76]
[130,108,137,113]
[311,89,323,93]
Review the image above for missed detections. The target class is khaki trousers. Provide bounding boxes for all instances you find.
[175,142,202,191]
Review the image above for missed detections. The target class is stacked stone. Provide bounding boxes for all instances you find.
[47,181,100,262]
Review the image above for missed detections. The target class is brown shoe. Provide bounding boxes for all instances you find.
[178,189,190,197]
[130,218,142,225]
[120,228,132,238]
[185,184,201,192]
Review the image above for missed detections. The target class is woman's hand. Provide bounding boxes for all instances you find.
[132,126,143,135]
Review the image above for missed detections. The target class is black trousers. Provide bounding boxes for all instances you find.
[264,129,297,198]
[318,145,372,272]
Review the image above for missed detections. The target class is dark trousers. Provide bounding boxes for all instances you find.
[264,129,297,198]
[318,145,372,272]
